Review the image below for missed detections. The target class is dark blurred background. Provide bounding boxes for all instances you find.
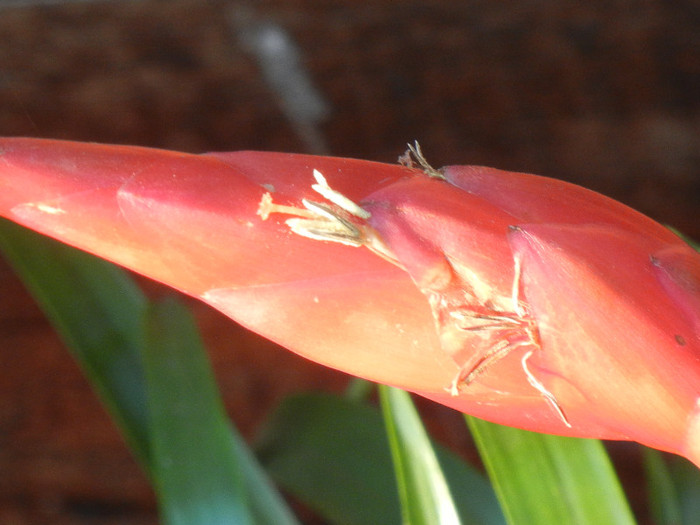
[0,1,697,523]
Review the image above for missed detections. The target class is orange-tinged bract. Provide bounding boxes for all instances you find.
[0,138,698,466]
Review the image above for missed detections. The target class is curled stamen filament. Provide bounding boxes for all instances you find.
[522,350,571,428]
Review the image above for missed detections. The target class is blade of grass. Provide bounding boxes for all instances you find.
[256,392,503,525]
[380,385,462,525]
[466,416,636,525]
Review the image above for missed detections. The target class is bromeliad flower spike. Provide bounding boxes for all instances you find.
[0,138,698,466]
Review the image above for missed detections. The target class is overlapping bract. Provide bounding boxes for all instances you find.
[0,138,697,465]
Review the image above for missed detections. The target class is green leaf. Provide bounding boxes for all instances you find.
[0,220,297,525]
[666,457,700,523]
[143,298,252,525]
[434,445,505,525]
[466,416,636,525]
[256,392,503,525]
[667,227,700,253]
[380,386,461,525]
[257,392,401,525]
[231,430,301,525]
[0,218,151,466]
[643,449,683,524]
[643,449,700,525]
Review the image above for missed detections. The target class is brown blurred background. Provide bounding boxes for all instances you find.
[0,1,697,523]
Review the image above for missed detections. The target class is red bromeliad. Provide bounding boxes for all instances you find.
[0,137,698,466]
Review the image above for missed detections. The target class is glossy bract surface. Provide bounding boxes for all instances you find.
[0,138,698,465]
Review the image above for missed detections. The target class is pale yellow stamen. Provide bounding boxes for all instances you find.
[257,192,317,221]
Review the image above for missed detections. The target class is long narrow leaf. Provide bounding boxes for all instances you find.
[467,416,636,525]
[0,218,151,466]
[257,392,401,525]
[0,219,298,525]
[666,457,700,523]
[143,298,253,525]
[643,449,700,525]
[643,449,684,524]
[380,386,462,525]
[257,392,503,525]
[231,429,301,525]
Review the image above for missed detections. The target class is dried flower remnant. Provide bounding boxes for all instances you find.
[0,137,697,464]
[258,146,571,426]
[258,169,400,266]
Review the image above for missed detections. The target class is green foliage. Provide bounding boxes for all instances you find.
[644,449,700,525]
[467,416,635,525]
[380,385,462,525]
[0,219,296,525]
[257,391,503,524]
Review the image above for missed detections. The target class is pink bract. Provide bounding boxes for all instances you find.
[0,138,698,466]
